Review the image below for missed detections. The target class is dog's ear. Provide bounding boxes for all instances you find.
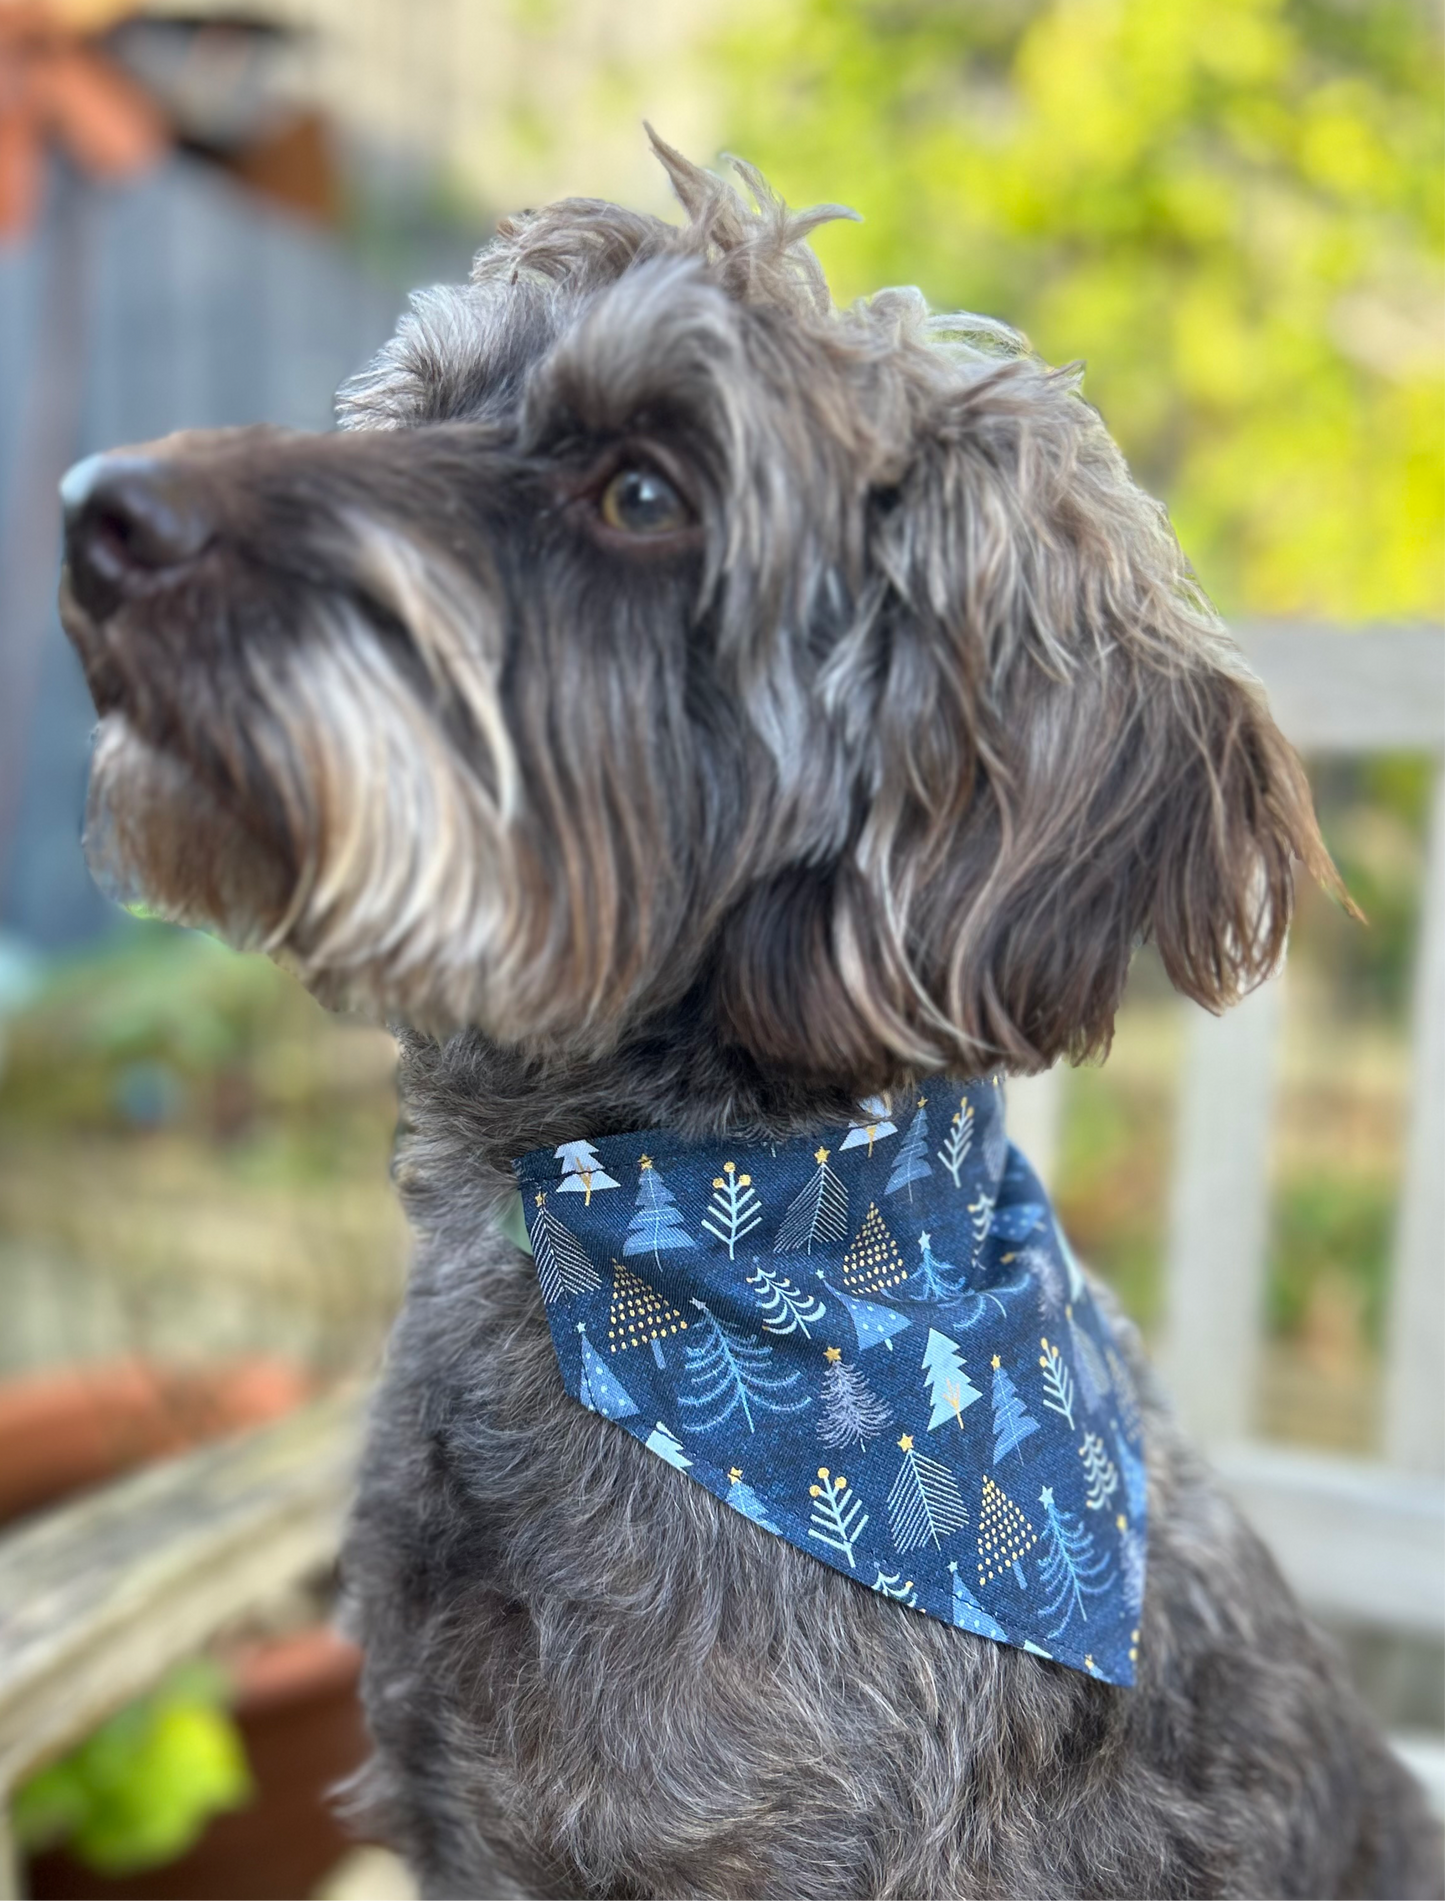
[718,355,1338,1087]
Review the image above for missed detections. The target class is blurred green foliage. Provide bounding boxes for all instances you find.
[13,1664,251,1876]
[718,0,1444,619]
[0,924,389,1171]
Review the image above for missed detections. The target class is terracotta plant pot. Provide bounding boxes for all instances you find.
[27,1627,369,1901]
[0,1358,372,1899]
[0,1356,310,1525]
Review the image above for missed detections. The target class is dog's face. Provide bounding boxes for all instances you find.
[60,136,1331,1089]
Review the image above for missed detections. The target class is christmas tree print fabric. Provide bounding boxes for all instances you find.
[512,1077,1147,1686]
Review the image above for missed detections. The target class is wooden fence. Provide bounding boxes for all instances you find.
[0,623,1441,1891]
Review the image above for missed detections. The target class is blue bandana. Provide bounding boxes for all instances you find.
[511,1076,1146,1685]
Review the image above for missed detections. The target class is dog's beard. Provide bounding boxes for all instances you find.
[84,546,535,1031]
[85,715,293,940]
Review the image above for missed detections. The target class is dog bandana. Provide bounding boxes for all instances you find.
[511,1076,1146,1685]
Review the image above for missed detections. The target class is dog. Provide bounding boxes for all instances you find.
[58,132,1443,1899]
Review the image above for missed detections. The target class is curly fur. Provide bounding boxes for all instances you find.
[59,131,1441,1897]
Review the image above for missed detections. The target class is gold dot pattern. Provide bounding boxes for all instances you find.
[841,1201,908,1296]
[976,1475,1038,1587]
[607,1261,687,1354]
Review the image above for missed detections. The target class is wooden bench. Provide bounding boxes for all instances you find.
[1,625,1441,1892]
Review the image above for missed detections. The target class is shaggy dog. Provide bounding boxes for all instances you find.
[59,135,1442,1899]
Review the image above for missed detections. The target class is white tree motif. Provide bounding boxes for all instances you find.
[701,1161,762,1258]
[817,1347,893,1449]
[1078,1431,1119,1512]
[807,1465,869,1568]
[1038,1335,1076,1429]
[936,1097,975,1187]
[774,1146,848,1253]
[528,1191,602,1302]
[887,1433,970,1553]
[746,1260,828,1338]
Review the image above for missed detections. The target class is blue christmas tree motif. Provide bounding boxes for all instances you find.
[816,1271,911,1354]
[726,1465,780,1533]
[644,1420,691,1469]
[921,1328,982,1431]
[989,1355,1041,1462]
[949,1561,1010,1640]
[1114,1422,1148,1521]
[885,1097,933,1200]
[576,1323,638,1422]
[1078,1430,1119,1512]
[701,1161,762,1259]
[840,1095,897,1157]
[908,1229,968,1301]
[936,1096,974,1187]
[886,1433,970,1554]
[623,1155,696,1269]
[527,1190,602,1303]
[806,1464,869,1569]
[746,1259,828,1338]
[871,1568,918,1608]
[1037,1335,1076,1429]
[1036,1484,1116,1640]
[968,1191,995,1253]
[677,1300,811,1434]
[774,1146,849,1254]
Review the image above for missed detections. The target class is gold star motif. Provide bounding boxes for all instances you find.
[815,1146,830,1165]
[728,1467,742,1484]
[824,1346,842,1363]
[534,1191,546,1207]
[917,1096,927,1108]
[898,1434,914,1451]
[1116,1513,1128,1532]
[639,1154,653,1170]
[991,1354,1001,1369]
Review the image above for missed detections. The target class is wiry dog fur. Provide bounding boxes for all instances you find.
[61,135,1442,1898]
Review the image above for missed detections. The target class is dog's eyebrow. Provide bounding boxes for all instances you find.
[521,257,746,446]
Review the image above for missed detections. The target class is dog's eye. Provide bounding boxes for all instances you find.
[598,466,689,537]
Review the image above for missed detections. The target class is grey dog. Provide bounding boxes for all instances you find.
[59,134,1442,1898]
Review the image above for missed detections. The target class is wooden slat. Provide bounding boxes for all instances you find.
[1159,977,1284,1446]
[1239,624,1445,755]
[0,1386,364,1797]
[1005,1069,1063,1191]
[1385,764,1445,1474]
[1391,1736,1445,1822]
[1215,1442,1445,1638]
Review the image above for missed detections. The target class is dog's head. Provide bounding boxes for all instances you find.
[60,133,1334,1092]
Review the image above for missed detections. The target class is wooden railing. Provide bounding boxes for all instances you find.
[0,625,1441,1891]
[1012,622,1445,1796]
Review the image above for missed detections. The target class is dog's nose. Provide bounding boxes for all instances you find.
[61,453,214,618]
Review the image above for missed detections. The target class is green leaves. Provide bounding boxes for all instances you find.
[716,0,1444,618]
[14,1663,252,1876]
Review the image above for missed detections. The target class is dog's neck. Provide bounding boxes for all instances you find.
[391,1003,993,1229]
